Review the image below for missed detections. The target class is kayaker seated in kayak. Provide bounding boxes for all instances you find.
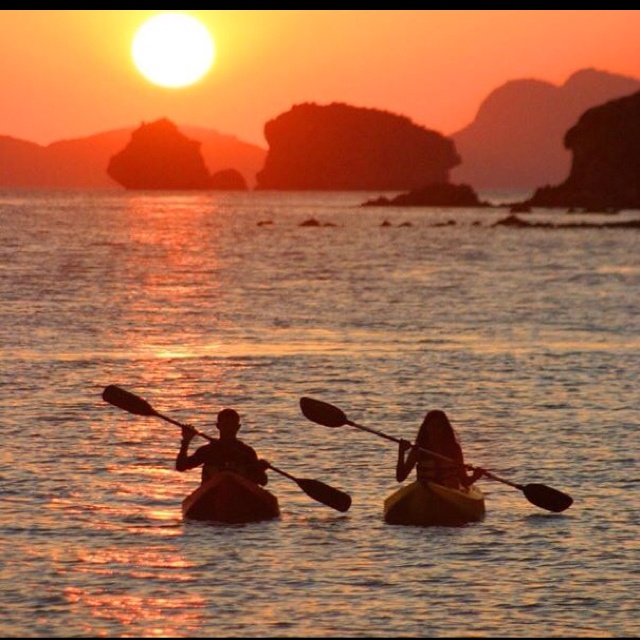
[396,410,485,489]
[176,408,269,486]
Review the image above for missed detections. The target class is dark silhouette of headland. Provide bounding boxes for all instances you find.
[452,69,640,191]
[524,91,640,211]
[256,103,460,191]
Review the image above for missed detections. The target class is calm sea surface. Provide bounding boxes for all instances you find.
[1,190,638,638]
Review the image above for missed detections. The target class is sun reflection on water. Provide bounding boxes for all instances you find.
[64,586,206,638]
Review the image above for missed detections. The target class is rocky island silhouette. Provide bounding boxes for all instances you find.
[256,102,460,191]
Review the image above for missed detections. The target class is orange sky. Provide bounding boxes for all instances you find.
[1,10,639,148]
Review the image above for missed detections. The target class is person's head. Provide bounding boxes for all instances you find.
[417,410,461,456]
[216,408,241,439]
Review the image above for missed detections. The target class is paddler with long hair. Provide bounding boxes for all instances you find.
[396,409,486,488]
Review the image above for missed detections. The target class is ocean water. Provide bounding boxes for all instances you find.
[0,190,638,638]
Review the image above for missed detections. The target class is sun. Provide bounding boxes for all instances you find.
[132,13,215,89]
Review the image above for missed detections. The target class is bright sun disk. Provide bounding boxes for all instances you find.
[133,13,215,89]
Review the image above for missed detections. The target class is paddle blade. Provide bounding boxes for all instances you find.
[102,385,156,417]
[300,397,348,428]
[523,483,573,513]
[295,478,352,513]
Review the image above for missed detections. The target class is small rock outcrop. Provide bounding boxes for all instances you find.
[493,215,640,229]
[362,183,489,208]
[256,103,460,191]
[107,119,213,190]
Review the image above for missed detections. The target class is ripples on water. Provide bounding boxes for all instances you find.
[1,191,638,637]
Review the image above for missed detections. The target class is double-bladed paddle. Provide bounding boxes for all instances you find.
[102,385,352,513]
[299,397,573,514]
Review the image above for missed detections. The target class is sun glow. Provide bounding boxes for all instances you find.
[132,13,215,88]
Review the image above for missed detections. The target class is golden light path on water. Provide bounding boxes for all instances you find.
[9,330,640,364]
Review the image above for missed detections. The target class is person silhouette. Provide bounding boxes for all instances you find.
[176,408,269,485]
[396,410,485,489]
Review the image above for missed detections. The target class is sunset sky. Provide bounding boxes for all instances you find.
[2,10,639,148]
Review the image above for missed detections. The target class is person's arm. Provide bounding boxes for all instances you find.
[460,467,484,487]
[396,439,417,482]
[458,457,486,487]
[244,458,269,486]
[176,425,202,472]
[239,446,269,486]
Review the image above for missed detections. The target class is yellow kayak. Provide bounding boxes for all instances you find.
[182,471,280,524]
[384,480,485,527]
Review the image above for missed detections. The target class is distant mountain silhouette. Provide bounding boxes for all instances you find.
[526,90,640,211]
[0,126,265,189]
[451,69,640,190]
[256,103,460,191]
[108,119,214,190]
[181,126,264,189]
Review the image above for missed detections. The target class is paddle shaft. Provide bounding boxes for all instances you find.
[167,417,330,490]
[166,427,329,490]
[266,463,296,483]
[147,412,328,486]
[344,419,524,487]
[168,422,293,484]
[157,411,214,442]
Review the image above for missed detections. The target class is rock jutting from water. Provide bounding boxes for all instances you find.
[256,102,460,191]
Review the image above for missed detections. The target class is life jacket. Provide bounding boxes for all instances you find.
[417,455,461,489]
[202,462,237,482]
[199,440,257,483]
